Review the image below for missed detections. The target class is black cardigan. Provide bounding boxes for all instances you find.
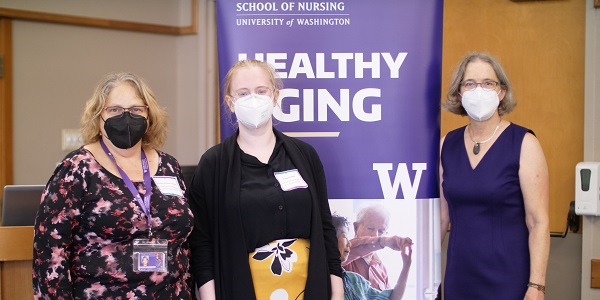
[187,129,342,300]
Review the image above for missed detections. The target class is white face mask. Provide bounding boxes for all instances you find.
[461,87,500,121]
[233,94,274,129]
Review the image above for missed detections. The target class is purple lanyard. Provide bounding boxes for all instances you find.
[100,139,153,236]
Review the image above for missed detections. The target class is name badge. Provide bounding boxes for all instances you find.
[133,238,168,273]
[274,169,308,191]
[152,176,184,197]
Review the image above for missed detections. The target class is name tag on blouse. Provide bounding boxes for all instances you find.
[153,176,184,197]
[274,169,308,191]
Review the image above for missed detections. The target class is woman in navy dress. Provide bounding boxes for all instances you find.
[439,52,549,300]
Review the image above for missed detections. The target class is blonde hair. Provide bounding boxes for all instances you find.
[80,72,168,149]
[443,52,516,116]
[222,59,283,98]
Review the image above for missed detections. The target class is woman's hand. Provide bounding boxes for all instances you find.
[523,287,544,300]
[381,235,413,251]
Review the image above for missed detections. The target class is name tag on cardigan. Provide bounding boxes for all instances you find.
[274,169,308,191]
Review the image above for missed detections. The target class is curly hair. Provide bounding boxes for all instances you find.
[80,72,168,149]
[443,52,516,116]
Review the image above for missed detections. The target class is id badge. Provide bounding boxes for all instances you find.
[133,238,168,272]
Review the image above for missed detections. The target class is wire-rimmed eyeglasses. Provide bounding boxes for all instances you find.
[103,105,149,118]
[231,87,273,99]
[460,80,503,91]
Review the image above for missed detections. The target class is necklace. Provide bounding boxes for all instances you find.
[468,120,502,155]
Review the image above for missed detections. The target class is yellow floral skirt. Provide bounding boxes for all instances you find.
[248,238,309,300]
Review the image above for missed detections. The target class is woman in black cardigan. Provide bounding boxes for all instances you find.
[187,59,344,300]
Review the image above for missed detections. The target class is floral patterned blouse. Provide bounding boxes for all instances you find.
[32,147,194,299]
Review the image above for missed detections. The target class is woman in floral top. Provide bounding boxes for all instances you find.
[32,72,194,299]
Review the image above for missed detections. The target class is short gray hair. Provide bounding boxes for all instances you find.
[355,203,390,226]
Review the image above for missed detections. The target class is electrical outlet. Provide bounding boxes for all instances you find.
[61,129,83,151]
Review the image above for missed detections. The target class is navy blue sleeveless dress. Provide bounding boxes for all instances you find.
[441,123,531,300]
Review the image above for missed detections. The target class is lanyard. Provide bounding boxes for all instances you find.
[100,139,154,236]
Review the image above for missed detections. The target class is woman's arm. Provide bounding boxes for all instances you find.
[198,280,216,300]
[439,136,450,244]
[343,236,381,265]
[32,159,82,299]
[309,147,343,278]
[185,154,217,291]
[389,245,412,300]
[307,144,344,298]
[344,236,412,266]
[330,274,344,300]
[519,133,550,300]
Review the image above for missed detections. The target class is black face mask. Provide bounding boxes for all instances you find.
[103,112,148,149]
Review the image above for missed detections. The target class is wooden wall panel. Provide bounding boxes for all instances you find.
[592,259,600,288]
[0,226,34,300]
[0,0,198,35]
[1,261,33,300]
[0,18,13,200]
[442,0,586,232]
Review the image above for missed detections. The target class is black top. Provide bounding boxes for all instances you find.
[187,128,342,300]
[240,137,311,251]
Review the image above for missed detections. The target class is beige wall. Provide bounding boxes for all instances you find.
[439,1,587,298]
[6,0,599,299]
[9,0,217,184]
[441,0,585,234]
[0,0,191,26]
[582,0,600,299]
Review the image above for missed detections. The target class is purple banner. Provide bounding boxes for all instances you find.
[218,0,442,201]
[217,1,443,299]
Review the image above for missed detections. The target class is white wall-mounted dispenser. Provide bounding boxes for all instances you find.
[575,162,600,216]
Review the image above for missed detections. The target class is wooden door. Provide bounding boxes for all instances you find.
[441,0,586,232]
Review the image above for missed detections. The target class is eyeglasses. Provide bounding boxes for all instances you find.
[362,226,388,236]
[103,105,149,117]
[231,87,273,99]
[460,80,502,91]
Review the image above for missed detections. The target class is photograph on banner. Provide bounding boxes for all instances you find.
[329,198,440,299]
